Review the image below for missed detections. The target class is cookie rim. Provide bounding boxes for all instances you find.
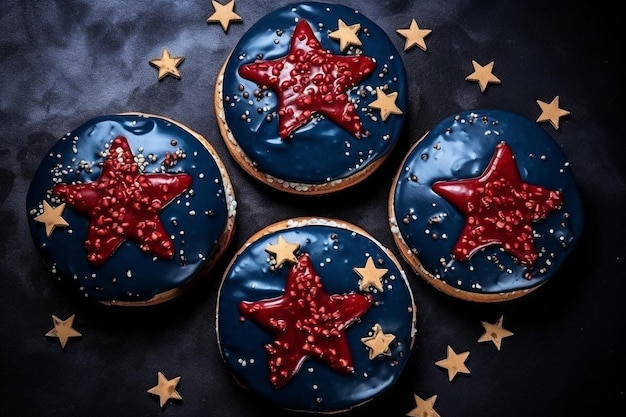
[387,110,582,303]
[215,216,418,412]
[29,112,237,307]
[213,2,406,196]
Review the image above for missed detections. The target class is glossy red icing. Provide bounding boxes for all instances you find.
[52,136,192,266]
[238,253,373,389]
[432,141,563,267]
[238,19,376,139]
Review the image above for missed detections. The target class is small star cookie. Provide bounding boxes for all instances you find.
[407,394,441,417]
[536,96,570,130]
[369,87,403,121]
[149,49,184,80]
[396,19,432,52]
[45,314,81,349]
[265,235,300,267]
[354,256,388,292]
[465,60,501,92]
[147,371,182,408]
[329,19,362,52]
[361,323,396,359]
[435,345,470,381]
[207,0,242,32]
[34,201,69,237]
[478,315,514,350]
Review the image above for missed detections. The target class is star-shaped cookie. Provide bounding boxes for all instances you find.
[396,19,432,52]
[536,95,570,130]
[361,323,396,359]
[407,394,441,417]
[354,256,388,292]
[207,0,242,32]
[368,87,403,122]
[149,48,184,80]
[465,60,501,92]
[435,345,470,381]
[147,371,182,408]
[34,201,69,237]
[329,19,362,52]
[478,315,514,350]
[45,314,81,349]
[265,235,300,267]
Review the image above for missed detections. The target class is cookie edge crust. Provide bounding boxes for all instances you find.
[215,216,418,412]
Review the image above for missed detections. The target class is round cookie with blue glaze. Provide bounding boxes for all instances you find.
[216,217,417,413]
[214,2,407,195]
[26,113,237,306]
[389,109,584,302]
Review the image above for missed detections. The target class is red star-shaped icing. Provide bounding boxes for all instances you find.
[238,19,376,139]
[52,136,192,266]
[238,253,373,389]
[432,141,563,267]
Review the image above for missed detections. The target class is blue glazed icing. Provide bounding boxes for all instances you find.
[26,114,235,304]
[391,109,584,298]
[219,1,406,186]
[216,219,416,412]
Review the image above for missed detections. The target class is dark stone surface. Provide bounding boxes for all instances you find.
[0,1,623,416]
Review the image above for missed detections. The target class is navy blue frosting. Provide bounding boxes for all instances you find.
[26,114,233,304]
[216,220,416,412]
[391,109,584,297]
[220,1,406,185]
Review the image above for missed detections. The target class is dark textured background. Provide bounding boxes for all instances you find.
[1,1,624,416]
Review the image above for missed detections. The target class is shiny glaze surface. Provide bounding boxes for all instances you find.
[221,2,406,184]
[26,114,233,303]
[391,110,584,296]
[217,219,416,413]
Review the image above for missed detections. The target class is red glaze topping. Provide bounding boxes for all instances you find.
[238,253,373,389]
[432,141,563,267]
[52,136,192,266]
[238,19,376,139]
